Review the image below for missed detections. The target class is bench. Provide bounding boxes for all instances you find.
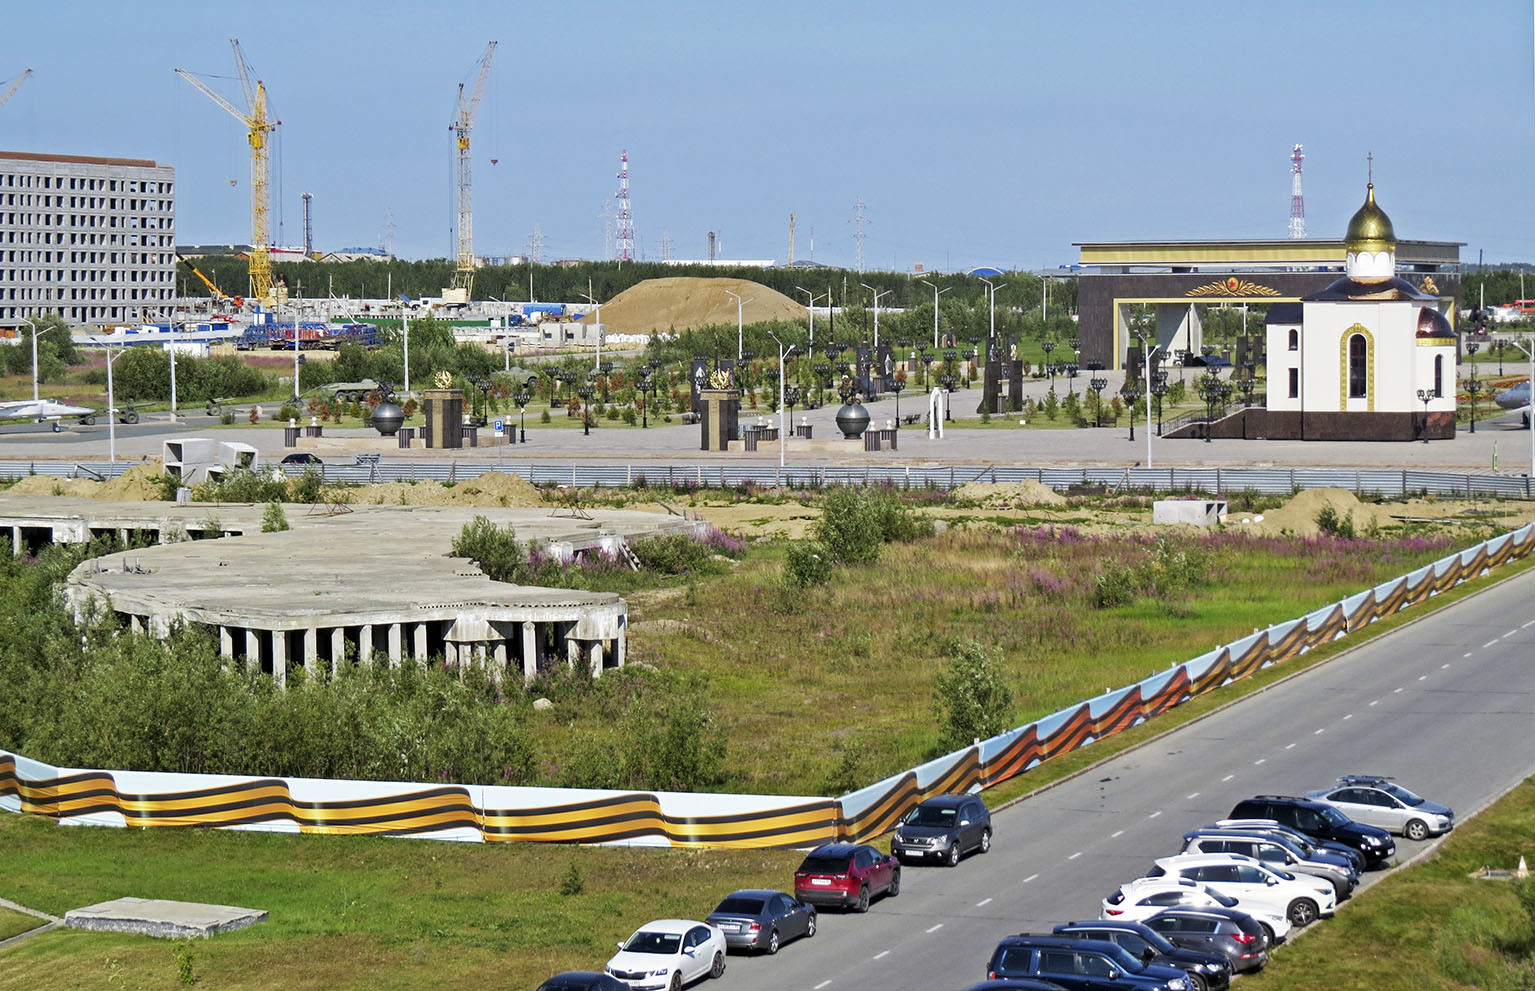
[899,413,923,426]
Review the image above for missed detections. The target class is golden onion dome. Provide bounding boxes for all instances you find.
[1345,183,1396,253]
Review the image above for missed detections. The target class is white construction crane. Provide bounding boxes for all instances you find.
[446,42,497,304]
[0,68,33,111]
[176,40,280,303]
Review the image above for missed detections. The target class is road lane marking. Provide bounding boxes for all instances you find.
[1418,675,1427,681]
[1508,630,1519,638]
[926,924,943,934]
[1344,713,1353,720]
[1222,774,1234,782]
[1186,792,1200,800]
[1463,652,1474,658]
[1370,700,1379,706]
[1315,728,1325,735]
[976,898,992,908]
[1111,830,1124,838]
[1442,664,1451,669]
[1254,758,1266,765]
[1285,743,1296,750]
[1524,619,1535,628]
[873,951,889,960]
[1148,810,1162,819]
[815,981,832,989]
[1394,688,1404,694]
[1484,640,1500,649]
[1023,873,1038,883]
[1068,852,1083,860]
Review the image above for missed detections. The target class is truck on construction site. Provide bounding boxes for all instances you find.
[236,322,379,351]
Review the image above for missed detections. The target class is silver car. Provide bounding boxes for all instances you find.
[1305,776,1453,841]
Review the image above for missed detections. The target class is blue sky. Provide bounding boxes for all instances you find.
[5,0,1532,271]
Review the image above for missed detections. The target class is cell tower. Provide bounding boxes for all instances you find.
[851,197,869,272]
[301,192,313,256]
[787,212,796,266]
[1288,144,1307,239]
[615,149,635,262]
[708,231,716,262]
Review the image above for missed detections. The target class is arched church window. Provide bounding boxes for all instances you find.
[1434,354,1443,397]
[1287,329,1298,351]
[1348,335,1367,398]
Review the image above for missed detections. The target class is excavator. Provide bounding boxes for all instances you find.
[176,252,244,313]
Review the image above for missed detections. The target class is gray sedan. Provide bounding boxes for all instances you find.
[705,889,816,955]
[1305,776,1454,840]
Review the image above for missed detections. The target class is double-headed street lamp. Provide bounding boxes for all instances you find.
[794,286,826,350]
[513,389,530,443]
[1089,376,1108,427]
[1416,388,1433,443]
[576,380,595,436]
[859,283,890,348]
[918,279,951,349]
[889,377,906,427]
[939,373,956,421]
[724,288,754,359]
[636,372,656,428]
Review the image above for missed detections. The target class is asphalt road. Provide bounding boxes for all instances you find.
[719,569,1535,991]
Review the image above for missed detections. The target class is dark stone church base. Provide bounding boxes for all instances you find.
[1169,409,1456,442]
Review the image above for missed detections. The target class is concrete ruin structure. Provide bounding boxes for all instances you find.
[2,494,705,686]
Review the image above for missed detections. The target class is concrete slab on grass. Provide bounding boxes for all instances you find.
[64,897,267,939]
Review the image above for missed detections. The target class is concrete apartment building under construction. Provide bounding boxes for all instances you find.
[0,150,176,331]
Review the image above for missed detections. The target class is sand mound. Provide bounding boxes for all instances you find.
[352,473,547,508]
[7,459,167,500]
[953,480,1067,507]
[1237,487,1395,536]
[582,277,804,335]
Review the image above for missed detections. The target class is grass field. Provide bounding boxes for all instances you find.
[0,906,45,943]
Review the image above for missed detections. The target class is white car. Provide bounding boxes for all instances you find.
[605,919,727,991]
[1148,853,1335,927]
[1102,877,1293,943]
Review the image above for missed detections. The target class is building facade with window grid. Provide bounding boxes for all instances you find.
[0,151,175,331]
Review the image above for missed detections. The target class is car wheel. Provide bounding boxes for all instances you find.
[1405,819,1430,841]
[1185,974,1208,991]
[1259,922,1276,945]
[51,422,61,433]
[945,844,960,867]
[669,972,681,991]
[765,930,779,955]
[709,951,725,979]
[82,416,95,426]
[123,411,139,424]
[1288,898,1319,927]
[805,914,816,939]
[888,870,901,897]
[979,828,992,854]
[854,886,870,913]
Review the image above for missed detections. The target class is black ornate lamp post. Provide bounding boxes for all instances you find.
[1465,341,1481,433]
[920,350,934,388]
[1065,361,1079,398]
[1089,376,1107,427]
[576,381,594,436]
[1152,374,1168,435]
[940,372,956,421]
[636,373,655,428]
[1197,372,1222,443]
[1121,380,1137,441]
[513,390,530,443]
[1417,388,1433,443]
[813,362,830,408]
[784,385,801,423]
[597,360,614,403]
[889,377,906,427]
[1041,340,1056,391]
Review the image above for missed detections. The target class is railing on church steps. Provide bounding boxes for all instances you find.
[3,459,1533,499]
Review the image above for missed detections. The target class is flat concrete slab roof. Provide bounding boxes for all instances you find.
[64,896,267,939]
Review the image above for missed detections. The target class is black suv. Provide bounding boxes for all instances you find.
[891,793,992,866]
[1142,908,1270,975]
[1053,921,1230,991]
[1228,796,1394,868]
[988,934,1191,990]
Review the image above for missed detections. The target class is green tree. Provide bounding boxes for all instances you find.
[932,638,1014,752]
[260,501,290,533]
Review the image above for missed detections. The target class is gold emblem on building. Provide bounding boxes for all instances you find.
[434,370,455,389]
[1186,277,1281,298]
[1419,275,1440,295]
[709,369,734,390]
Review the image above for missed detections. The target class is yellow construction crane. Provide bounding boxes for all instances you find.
[175,40,280,304]
[0,68,33,111]
[446,41,497,304]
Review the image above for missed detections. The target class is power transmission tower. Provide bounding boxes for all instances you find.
[301,192,314,256]
[1288,144,1307,239]
[850,197,868,273]
[660,229,673,262]
[382,209,396,258]
[526,223,545,265]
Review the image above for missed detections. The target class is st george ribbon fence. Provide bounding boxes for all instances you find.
[4,523,1532,848]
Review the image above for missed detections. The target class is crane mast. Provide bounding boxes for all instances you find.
[449,41,497,303]
[175,40,280,304]
[0,68,34,111]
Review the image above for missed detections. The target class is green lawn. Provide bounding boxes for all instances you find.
[0,906,45,942]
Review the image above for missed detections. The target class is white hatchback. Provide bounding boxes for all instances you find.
[1148,853,1336,927]
[1102,876,1293,944]
[605,919,727,991]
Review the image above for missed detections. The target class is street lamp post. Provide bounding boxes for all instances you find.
[23,316,56,411]
[918,279,951,348]
[636,373,655,428]
[939,373,956,421]
[580,279,604,372]
[1041,340,1056,393]
[724,288,755,359]
[813,362,830,408]
[979,277,1007,354]
[1198,372,1223,443]
[1417,388,1433,443]
[1089,376,1107,427]
[598,360,614,403]
[859,283,889,348]
[768,331,795,471]
[795,286,826,350]
[513,390,530,443]
[104,340,123,463]
[576,381,594,436]
[890,377,905,428]
[1465,341,1481,434]
[1152,377,1168,437]
[1121,381,1137,442]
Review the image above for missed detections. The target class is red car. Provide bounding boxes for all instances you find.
[793,843,901,913]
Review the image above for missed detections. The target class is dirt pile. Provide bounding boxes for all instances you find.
[7,460,167,500]
[1233,488,1396,536]
[582,277,804,336]
[953,480,1067,508]
[349,472,546,508]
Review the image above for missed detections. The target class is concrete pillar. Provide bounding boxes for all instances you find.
[387,624,402,667]
[10,525,19,557]
[331,628,346,673]
[444,640,458,668]
[615,624,626,669]
[359,624,374,666]
[589,640,602,677]
[302,628,318,674]
[492,640,507,673]
[521,621,538,683]
[272,630,288,689]
[566,623,580,671]
[129,615,143,634]
[219,626,234,659]
[244,628,260,674]
[413,623,428,664]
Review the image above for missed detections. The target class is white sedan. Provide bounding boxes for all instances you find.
[1102,876,1293,944]
[1148,853,1335,927]
[605,919,727,991]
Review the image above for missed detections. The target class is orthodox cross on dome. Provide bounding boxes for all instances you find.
[1367,150,1373,183]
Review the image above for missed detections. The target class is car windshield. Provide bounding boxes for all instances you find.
[712,897,764,915]
[1205,889,1239,908]
[623,931,681,954]
[797,856,849,874]
[1099,942,1144,972]
[1320,806,1351,825]
[904,805,958,827]
[1378,782,1424,805]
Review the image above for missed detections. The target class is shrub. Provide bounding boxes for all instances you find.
[932,638,1014,752]
[260,501,289,533]
[558,861,585,897]
[1316,504,1356,539]
[451,516,526,583]
[814,488,886,564]
[1092,562,1137,608]
[784,539,833,588]
[630,533,713,575]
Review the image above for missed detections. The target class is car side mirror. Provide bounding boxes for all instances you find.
[1142,948,1156,961]
[959,819,970,827]
[684,947,697,956]
[616,942,625,950]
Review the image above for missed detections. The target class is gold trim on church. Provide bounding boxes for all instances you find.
[1186,277,1282,298]
[1338,323,1376,412]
